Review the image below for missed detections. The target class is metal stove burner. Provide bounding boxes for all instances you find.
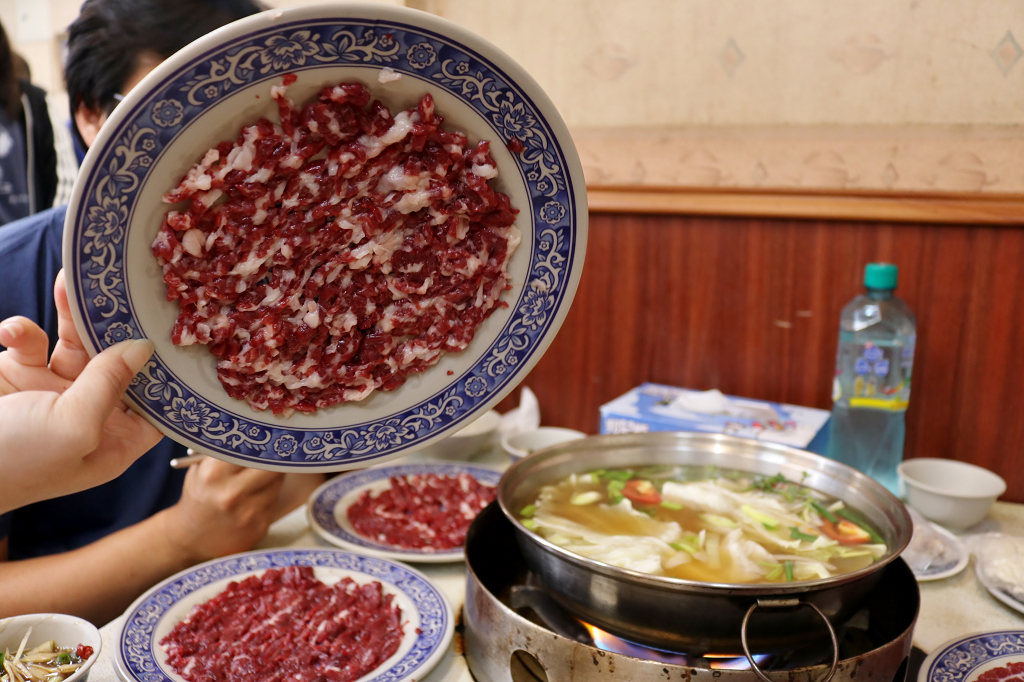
[508,582,772,669]
[464,503,919,682]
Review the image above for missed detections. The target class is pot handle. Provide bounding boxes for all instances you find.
[740,598,839,682]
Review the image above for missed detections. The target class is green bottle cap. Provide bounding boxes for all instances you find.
[864,263,898,290]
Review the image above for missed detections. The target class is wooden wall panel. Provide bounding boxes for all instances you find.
[496,213,1024,501]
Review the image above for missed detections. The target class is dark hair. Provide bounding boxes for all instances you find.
[0,22,20,120]
[65,0,263,116]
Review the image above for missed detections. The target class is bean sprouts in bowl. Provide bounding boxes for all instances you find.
[0,614,102,682]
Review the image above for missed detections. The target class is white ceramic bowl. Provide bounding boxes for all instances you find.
[0,613,102,682]
[501,427,586,461]
[63,2,587,471]
[414,409,501,460]
[898,458,1006,529]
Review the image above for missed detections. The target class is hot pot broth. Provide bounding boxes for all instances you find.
[518,465,887,584]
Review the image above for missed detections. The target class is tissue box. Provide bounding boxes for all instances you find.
[599,383,830,453]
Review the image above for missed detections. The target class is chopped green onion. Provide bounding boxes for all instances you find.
[765,564,785,580]
[789,527,819,542]
[700,513,738,529]
[801,471,810,482]
[779,485,801,503]
[638,506,657,517]
[745,473,788,493]
[784,560,794,582]
[810,500,838,523]
[56,653,72,666]
[609,494,624,505]
[522,519,538,530]
[741,505,779,530]
[835,508,883,543]
[660,501,684,510]
[670,541,698,554]
[520,504,537,518]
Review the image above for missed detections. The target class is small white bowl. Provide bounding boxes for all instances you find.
[501,427,587,461]
[0,613,102,682]
[414,410,501,460]
[898,458,1006,529]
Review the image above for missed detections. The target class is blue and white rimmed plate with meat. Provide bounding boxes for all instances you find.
[308,461,502,562]
[113,548,454,682]
[919,631,1024,682]
[64,2,587,471]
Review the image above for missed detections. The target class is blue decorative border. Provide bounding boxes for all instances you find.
[69,16,580,467]
[926,631,1024,682]
[310,463,501,556]
[117,549,452,682]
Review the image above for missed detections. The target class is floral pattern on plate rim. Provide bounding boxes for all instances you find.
[68,17,580,467]
[926,631,1024,682]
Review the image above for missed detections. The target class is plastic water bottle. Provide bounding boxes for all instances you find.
[826,263,916,495]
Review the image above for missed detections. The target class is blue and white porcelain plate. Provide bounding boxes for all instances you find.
[64,2,587,471]
[114,548,454,682]
[985,587,1024,617]
[910,517,970,582]
[308,461,502,562]
[920,631,1024,682]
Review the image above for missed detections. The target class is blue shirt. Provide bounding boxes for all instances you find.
[0,206,187,559]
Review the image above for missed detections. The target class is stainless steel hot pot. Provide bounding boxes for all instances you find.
[497,432,913,659]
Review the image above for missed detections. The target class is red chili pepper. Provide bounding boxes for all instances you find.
[76,644,94,661]
[622,479,661,505]
[820,519,871,545]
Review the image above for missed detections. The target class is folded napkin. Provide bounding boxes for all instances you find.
[499,386,541,436]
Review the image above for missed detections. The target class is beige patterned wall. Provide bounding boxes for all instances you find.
[409,0,1024,128]
[9,0,1021,125]
[5,0,1021,194]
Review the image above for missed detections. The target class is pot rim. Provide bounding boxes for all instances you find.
[498,432,913,596]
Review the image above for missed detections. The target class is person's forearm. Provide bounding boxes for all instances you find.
[0,509,196,625]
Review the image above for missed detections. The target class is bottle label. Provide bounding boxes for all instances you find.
[836,341,911,411]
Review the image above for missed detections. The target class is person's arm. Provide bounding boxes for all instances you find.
[0,512,196,624]
[0,459,297,625]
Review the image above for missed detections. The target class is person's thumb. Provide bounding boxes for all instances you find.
[55,339,155,443]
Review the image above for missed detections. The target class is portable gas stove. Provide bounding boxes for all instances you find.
[463,504,919,682]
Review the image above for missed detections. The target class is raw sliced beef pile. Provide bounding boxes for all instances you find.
[159,566,403,682]
[152,75,521,415]
[346,473,497,550]
[976,662,1024,682]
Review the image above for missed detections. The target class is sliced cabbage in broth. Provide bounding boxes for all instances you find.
[518,468,887,584]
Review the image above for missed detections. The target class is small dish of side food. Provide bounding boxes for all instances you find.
[0,614,101,682]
